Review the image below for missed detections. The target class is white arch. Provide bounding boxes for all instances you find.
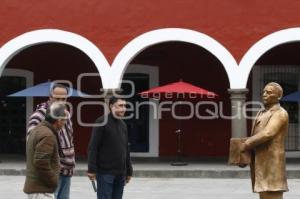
[5,28,296,90]
[109,28,239,89]
[0,29,111,87]
[239,28,300,89]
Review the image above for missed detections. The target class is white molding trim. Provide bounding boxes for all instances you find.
[1,68,34,126]
[0,29,111,87]
[125,64,159,157]
[240,28,300,89]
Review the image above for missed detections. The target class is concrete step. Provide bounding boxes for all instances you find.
[1,155,299,178]
[1,168,300,178]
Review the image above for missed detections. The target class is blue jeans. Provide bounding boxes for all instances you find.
[54,175,71,199]
[96,174,125,199]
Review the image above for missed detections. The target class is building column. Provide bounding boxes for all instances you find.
[228,88,249,138]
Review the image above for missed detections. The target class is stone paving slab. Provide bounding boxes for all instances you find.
[1,176,300,199]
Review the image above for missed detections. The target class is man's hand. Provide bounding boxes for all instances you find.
[87,172,96,181]
[126,176,132,184]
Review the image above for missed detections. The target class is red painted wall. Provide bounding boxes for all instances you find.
[2,0,300,157]
[1,0,300,63]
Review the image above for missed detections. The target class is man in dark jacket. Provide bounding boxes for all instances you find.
[24,102,67,199]
[27,83,75,199]
[87,96,133,199]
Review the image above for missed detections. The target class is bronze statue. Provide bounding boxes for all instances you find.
[240,82,289,199]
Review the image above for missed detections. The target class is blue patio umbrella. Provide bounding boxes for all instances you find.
[8,81,90,97]
[281,91,300,102]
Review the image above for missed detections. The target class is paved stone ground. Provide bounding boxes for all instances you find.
[1,176,300,199]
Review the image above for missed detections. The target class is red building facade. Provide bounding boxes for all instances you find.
[1,0,300,157]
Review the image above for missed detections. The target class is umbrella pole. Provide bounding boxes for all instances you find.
[171,103,188,166]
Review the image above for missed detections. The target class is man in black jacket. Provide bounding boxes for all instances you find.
[87,96,133,199]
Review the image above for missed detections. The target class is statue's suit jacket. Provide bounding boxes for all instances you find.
[245,103,289,193]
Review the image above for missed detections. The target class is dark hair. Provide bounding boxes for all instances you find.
[51,83,69,95]
[45,102,67,124]
[108,96,124,107]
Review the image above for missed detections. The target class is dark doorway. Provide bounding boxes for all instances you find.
[0,76,26,154]
[122,73,150,152]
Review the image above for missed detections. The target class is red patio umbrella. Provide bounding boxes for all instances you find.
[140,80,218,99]
[140,80,218,165]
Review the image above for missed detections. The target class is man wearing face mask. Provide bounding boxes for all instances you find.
[87,96,133,199]
[240,82,289,199]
